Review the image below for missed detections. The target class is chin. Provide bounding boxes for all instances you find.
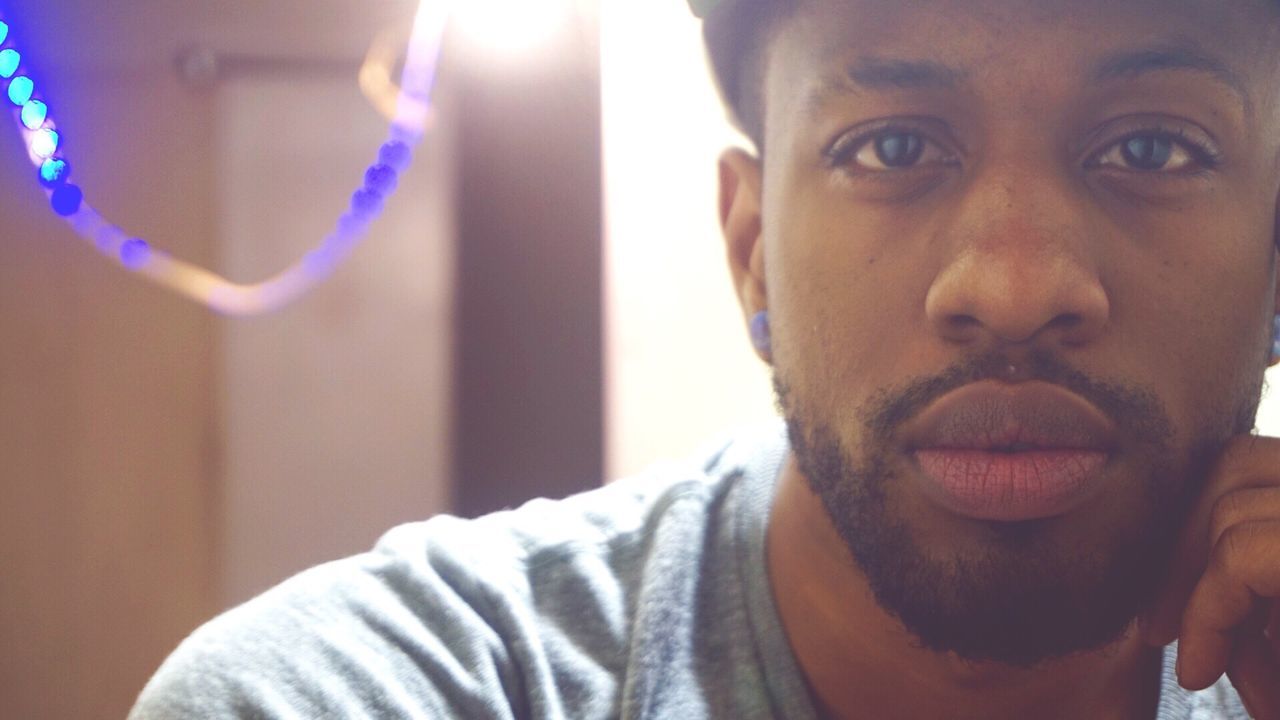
[778,398,1191,664]
[825,463,1178,666]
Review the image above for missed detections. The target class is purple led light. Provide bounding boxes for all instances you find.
[50,184,83,216]
[335,213,367,239]
[119,238,152,270]
[2,3,444,315]
[378,141,412,172]
[303,246,339,276]
[364,164,398,195]
[350,188,385,219]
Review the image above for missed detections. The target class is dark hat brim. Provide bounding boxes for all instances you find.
[687,0,723,19]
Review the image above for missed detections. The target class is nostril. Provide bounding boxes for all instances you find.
[1048,313,1083,331]
[946,315,982,335]
[941,311,1090,345]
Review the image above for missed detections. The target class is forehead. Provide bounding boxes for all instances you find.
[779,0,1279,56]
[767,0,1280,120]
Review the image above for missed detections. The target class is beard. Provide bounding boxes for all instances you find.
[775,349,1257,668]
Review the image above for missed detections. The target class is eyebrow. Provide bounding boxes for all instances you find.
[846,57,967,91]
[801,56,966,119]
[1089,44,1251,111]
[805,43,1251,117]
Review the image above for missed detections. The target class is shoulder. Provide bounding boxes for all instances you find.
[129,428,775,719]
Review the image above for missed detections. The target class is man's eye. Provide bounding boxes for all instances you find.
[861,131,924,168]
[834,130,954,172]
[1092,133,1201,173]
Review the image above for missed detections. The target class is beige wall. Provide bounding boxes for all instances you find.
[216,71,455,606]
[0,2,453,717]
[0,59,221,720]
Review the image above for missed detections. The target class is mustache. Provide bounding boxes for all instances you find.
[860,349,1175,447]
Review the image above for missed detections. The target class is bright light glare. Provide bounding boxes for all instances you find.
[30,128,58,158]
[601,0,775,477]
[450,0,574,55]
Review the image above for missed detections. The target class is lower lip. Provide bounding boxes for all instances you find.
[912,449,1109,522]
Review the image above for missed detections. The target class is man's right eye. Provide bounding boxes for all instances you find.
[828,128,956,173]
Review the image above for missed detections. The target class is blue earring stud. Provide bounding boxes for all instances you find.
[1272,315,1280,364]
[750,310,772,359]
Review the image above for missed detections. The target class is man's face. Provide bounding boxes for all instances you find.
[755,0,1280,665]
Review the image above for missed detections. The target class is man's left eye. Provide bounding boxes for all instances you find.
[1092,133,1200,172]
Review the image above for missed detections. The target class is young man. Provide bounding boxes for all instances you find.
[132,1,1280,718]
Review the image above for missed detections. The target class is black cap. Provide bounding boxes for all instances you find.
[689,0,756,137]
[687,0,724,18]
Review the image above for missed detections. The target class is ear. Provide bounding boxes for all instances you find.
[719,147,767,332]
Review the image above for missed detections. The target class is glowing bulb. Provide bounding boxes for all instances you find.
[379,141,411,172]
[50,183,83,216]
[39,157,69,186]
[0,49,20,78]
[119,238,152,270]
[8,75,32,105]
[30,128,59,158]
[450,0,575,55]
[21,99,46,129]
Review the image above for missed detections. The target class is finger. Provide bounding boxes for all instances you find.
[1208,487,1280,550]
[1141,439,1280,647]
[1227,630,1280,720]
[1144,488,1280,647]
[1177,520,1280,690]
[1138,486,1227,646]
[1270,602,1280,647]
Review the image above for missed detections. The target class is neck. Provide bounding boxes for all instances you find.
[766,454,1163,720]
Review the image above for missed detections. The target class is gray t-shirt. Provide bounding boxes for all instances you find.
[130,423,1249,719]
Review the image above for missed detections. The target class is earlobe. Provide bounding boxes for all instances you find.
[719,146,767,321]
[1270,195,1280,366]
[1271,316,1280,368]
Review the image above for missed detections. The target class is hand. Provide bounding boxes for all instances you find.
[1140,435,1280,720]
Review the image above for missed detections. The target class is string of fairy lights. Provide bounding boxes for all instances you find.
[0,2,448,315]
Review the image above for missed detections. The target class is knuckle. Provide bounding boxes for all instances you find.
[1208,492,1253,544]
[1213,523,1261,574]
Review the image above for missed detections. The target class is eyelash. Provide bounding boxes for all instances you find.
[823,123,1223,175]
[823,122,950,172]
[1089,126,1223,173]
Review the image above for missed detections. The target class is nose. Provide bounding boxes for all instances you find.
[925,177,1110,349]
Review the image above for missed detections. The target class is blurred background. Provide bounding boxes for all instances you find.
[0,0,775,717]
[4,1,1280,719]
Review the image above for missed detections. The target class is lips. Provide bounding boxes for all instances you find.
[903,380,1118,522]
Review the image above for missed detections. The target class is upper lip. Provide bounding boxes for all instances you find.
[902,380,1118,452]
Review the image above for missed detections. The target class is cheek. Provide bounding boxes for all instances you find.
[763,196,926,414]
[1117,227,1276,436]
